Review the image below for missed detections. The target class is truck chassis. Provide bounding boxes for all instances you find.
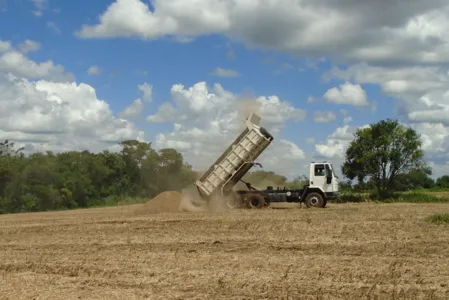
[227,180,339,209]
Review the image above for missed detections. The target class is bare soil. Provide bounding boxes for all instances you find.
[1,202,449,299]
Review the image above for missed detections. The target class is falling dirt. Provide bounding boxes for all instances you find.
[178,187,231,213]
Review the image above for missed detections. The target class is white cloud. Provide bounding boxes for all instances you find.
[0,40,144,154]
[18,40,41,53]
[147,82,306,135]
[210,67,240,77]
[314,110,337,123]
[407,123,449,178]
[323,81,369,106]
[121,99,144,118]
[326,63,447,95]
[315,125,357,159]
[256,139,307,179]
[312,124,370,178]
[120,82,153,118]
[0,40,11,52]
[87,65,101,76]
[0,50,74,81]
[148,81,308,177]
[326,63,449,126]
[74,0,449,66]
[0,73,144,153]
[340,109,353,124]
[138,82,153,101]
[75,0,231,40]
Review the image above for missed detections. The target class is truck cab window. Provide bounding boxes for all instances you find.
[314,164,325,176]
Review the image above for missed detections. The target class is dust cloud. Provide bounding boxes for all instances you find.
[234,92,263,131]
[238,98,261,119]
[178,187,232,213]
[173,97,264,213]
[133,95,267,215]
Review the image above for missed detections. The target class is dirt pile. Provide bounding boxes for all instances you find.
[136,191,183,214]
[133,188,232,215]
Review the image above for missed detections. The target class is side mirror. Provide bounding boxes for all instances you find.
[326,175,332,184]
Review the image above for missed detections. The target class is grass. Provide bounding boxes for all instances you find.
[384,192,449,203]
[1,202,449,299]
[338,189,449,204]
[427,213,449,224]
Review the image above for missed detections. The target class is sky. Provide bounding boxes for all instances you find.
[1,0,449,180]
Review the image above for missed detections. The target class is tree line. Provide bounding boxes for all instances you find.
[0,139,308,214]
[339,169,449,192]
[0,139,199,213]
[1,118,448,213]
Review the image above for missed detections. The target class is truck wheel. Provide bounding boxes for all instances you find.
[226,194,242,209]
[305,192,325,208]
[246,194,265,209]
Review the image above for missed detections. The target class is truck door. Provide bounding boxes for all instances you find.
[312,164,334,193]
[324,164,337,193]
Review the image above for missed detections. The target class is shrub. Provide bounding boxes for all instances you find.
[336,192,370,203]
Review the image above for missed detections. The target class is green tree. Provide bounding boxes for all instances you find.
[394,167,435,191]
[0,140,26,212]
[341,119,426,199]
[436,175,449,188]
[339,180,353,192]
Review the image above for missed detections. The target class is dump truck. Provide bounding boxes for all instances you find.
[193,112,340,209]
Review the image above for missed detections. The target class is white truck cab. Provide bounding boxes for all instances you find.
[308,162,340,203]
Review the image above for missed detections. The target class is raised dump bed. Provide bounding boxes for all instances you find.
[195,113,274,200]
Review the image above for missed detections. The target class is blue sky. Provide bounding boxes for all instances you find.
[1,0,448,178]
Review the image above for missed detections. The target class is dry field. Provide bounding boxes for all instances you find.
[1,202,449,300]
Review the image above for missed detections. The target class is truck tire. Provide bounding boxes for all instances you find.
[246,194,265,209]
[226,194,242,209]
[304,192,325,208]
